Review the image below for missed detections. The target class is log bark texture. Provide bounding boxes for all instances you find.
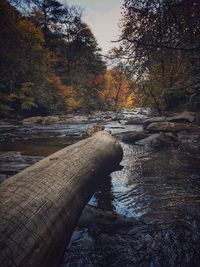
[0,131,123,267]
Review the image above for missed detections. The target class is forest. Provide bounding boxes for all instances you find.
[1,1,200,267]
[0,0,199,118]
[0,0,134,117]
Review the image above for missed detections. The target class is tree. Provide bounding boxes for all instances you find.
[0,0,57,116]
[99,66,131,111]
[119,0,200,111]
[1,0,107,117]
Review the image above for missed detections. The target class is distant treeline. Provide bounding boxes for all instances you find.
[1,0,199,118]
[0,0,135,118]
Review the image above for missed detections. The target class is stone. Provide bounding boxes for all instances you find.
[146,122,195,133]
[166,111,195,123]
[151,132,178,147]
[143,117,166,129]
[79,205,137,230]
[121,131,149,144]
[22,116,44,125]
[135,132,178,147]
[135,134,160,146]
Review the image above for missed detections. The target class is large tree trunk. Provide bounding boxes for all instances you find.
[0,131,123,267]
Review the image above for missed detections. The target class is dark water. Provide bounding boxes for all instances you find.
[0,109,200,267]
[62,142,200,267]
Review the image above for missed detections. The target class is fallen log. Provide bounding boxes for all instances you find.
[0,131,123,267]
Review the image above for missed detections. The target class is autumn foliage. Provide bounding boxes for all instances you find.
[99,67,133,110]
[0,0,136,118]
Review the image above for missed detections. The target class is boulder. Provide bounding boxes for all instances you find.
[135,134,160,146]
[22,116,44,125]
[136,132,178,147]
[151,132,178,147]
[121,131,149,144]
[146,122,197,133]
[143,117,166,129]
[166,111,195,123]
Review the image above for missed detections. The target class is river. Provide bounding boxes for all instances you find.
[0,109,200,267]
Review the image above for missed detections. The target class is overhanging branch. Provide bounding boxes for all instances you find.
[112,37,200,51]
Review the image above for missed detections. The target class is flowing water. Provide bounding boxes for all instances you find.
[0,109,200,267]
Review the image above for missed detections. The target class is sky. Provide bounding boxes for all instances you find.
[62,0,124,54]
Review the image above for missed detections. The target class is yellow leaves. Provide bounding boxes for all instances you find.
[98,68,134,110]
[51,75,81,111]
[17,19,44,45]
[9,82,38,110]
[125,94,135,109]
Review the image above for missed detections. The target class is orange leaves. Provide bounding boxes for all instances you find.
[92,75,105,87]
[99,67,134,110]
[51,75,80,111]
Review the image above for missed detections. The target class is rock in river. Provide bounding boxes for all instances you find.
[121,131,149,144]
[167,111,195,123]
[136,132,178,147]
[178,133,200,157]
[146,121,199,133]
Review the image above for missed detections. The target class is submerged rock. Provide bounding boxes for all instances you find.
[79,205,140,235]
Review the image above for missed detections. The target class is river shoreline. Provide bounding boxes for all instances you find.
[1,109,200,266]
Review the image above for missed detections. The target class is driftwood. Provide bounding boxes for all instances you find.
[0,131,123,267]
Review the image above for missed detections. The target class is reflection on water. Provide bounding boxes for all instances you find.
[89,143,200,220]
[63,142,200,267]
[0,137,82,156]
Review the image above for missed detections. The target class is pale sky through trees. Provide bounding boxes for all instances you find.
[65,0,123,54]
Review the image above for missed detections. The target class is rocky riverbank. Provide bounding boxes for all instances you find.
[1,108,200,266]
[116,111,200,157]
[0,110,199,182]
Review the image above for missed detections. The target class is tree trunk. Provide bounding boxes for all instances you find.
[0,131,123,267]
